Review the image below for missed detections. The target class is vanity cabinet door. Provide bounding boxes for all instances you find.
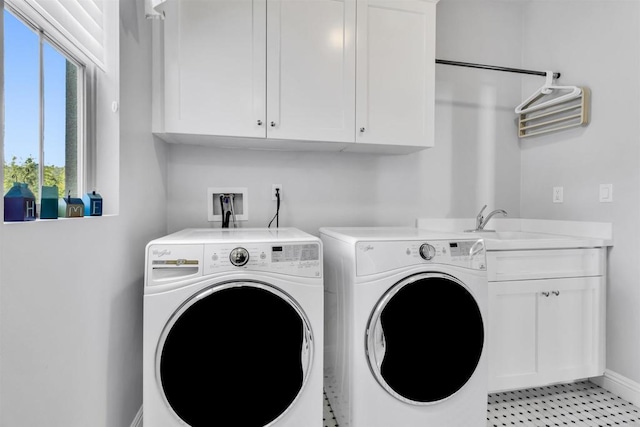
[163,0,267,138]
[488,280,543,393]
[538,277,605,384]
[488,277,604,393]
[355,0,436,148]
[266,0,356,142]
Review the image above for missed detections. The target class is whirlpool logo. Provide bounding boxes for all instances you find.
[359,244,375,252]
[152,249,171,257]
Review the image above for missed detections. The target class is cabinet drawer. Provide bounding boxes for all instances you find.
[487,248,604,281]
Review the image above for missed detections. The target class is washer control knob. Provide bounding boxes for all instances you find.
[229,247,250,266]
[419,243,436,261]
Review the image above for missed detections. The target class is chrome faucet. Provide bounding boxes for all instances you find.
[470,205,508,232]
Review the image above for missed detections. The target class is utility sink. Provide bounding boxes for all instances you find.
[416,218,612,251]
[464,231,559,240]
[462,229,606,250]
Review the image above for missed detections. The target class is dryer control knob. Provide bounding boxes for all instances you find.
[229,247,250,266]
[419,243,436,261]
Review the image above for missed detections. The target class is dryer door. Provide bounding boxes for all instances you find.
[366,272,484,405]
[157,281,313,427]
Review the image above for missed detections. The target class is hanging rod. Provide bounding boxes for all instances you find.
[436,59,561,80]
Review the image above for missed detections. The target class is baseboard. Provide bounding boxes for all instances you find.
[130,406,143,427]
[591,370,640,407]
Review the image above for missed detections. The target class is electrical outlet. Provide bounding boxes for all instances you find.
[272,184,282,201]
[553,186,564,203]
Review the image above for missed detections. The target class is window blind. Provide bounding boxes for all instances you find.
[16,0,106,69]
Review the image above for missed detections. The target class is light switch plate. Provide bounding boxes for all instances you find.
[599,184,613,203]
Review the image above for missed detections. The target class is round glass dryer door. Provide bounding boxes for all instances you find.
[366,272,484,405]
[157,281,313,427]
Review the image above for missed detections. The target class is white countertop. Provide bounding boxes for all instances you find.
[416,218,613,251]
[319,226,474,244]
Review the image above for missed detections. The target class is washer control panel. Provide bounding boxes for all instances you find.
[356,239,486,276]
[147,242,321,286]
[204,242,321,278]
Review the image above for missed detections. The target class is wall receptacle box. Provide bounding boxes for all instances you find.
[207,187,248,222]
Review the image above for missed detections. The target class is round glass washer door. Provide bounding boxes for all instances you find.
[157,281,313,427]
[366,272,484,405]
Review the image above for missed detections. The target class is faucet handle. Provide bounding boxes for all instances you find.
[476,204,487,220]
[475,205,487,229]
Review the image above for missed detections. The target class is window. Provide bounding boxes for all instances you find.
[2,0,119,218]
[3,7,83,200]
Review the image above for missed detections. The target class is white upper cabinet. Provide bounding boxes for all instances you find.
[162,0,266,138]
[355,0,436,148]
[156,0,438,152]
[267,0,356,142]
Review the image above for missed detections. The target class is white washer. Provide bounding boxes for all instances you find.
[144,228,323,427]
[320,227,488,427]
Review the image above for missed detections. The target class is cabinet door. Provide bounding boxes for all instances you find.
[355,0,436,148]
[488,277,604,393]
[266,0,356,142]
[488,281,542,393]
[538,277,605,384]
[163,0,266,137]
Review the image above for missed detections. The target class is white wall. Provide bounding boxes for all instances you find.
[0,1,168,425]
[166,1,524,235]
[519,1,640,385]
[7,1,636,426]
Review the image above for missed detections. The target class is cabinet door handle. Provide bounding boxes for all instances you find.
[257,120,263,126]
[360,127,366,133]
[270,121,276,127]
[541,291,550,297]
[552,291,560,296]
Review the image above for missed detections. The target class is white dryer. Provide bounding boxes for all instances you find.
[320,227,488,427]
[143,228,323,427]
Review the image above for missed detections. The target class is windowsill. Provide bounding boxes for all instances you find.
[3,214,117,225]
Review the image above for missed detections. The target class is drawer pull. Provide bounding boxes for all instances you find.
[541,291,550,297]
[552,290,560,296]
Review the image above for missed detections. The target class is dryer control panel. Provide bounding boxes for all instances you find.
[356,239,486,276]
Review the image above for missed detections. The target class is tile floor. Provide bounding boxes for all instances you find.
[322,381,640,427]
[488,381,640,426]
[322,391,338,427]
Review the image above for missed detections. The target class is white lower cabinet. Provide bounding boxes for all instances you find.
[487,249,606,393]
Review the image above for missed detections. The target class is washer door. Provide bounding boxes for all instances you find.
[366,272,484,405]
[157,281,313,427]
